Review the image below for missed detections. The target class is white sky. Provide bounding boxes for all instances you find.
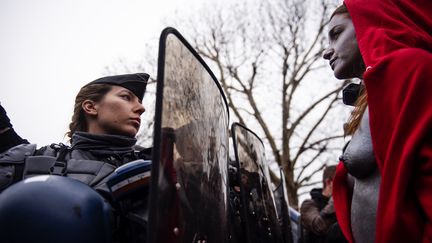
[0,0,209,145]
[0,0,348,206]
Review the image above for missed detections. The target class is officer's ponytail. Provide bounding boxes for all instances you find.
[66,84,112,141]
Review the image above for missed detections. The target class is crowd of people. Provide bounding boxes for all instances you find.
[0,0,431,242]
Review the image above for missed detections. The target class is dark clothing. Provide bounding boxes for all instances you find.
[0,104,12,130]
[0,128,28,154]
[0,131,151,243]
[0,132,144,191]
[0,104,29,153]
[300,188,347,243]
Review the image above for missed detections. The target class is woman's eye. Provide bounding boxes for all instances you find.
[121,95,131,101]
[329,27,342,41]
[332,28,343,40]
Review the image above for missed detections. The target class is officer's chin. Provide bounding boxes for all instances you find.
[115,127,139,138]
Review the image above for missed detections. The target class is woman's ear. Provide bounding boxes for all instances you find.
[82,100,98,116]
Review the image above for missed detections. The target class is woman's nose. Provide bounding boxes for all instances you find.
[323,48,334,60]
[135,102,145,115]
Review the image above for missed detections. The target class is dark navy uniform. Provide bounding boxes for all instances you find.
[0,73,151,243]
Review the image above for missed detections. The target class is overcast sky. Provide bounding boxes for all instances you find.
[0,0,212,145]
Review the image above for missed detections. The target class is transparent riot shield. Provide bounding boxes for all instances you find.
[148,27,230,243]
[231,123,283,243]
[273,168,294,243]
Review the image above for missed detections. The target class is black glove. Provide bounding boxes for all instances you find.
[0,103,12,129]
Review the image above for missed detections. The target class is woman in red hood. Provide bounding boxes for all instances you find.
[323,1,432,242]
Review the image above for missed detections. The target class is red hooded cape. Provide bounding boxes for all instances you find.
[333,0,432,242]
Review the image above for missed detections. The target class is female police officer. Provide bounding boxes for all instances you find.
[0,73,150,242]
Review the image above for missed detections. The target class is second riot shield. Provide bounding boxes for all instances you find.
[148,27,230,243]
[231,123,283,243]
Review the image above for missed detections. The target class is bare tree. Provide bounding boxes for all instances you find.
[106,0,346,207]
[176,0,344,207]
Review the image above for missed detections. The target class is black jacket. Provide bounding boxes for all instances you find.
[0,132,149,192]
[0,131,151,243]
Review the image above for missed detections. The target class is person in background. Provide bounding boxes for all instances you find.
[300,165,347,243]
[324,1,432,242]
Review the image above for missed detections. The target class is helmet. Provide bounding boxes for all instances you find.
[0,175,112,243]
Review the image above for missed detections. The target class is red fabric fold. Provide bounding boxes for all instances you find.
[342,0,432,242]
[333,162,353,243]
[364,49,432,243]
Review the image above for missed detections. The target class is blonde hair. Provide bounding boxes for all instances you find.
[66,84,112,140]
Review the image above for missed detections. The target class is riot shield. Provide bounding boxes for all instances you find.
[148,27,230,243]
[273,168,294,243]
[231,123,283,243]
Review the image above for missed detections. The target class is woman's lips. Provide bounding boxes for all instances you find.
[130,118,141,128]
[330,58,337,69]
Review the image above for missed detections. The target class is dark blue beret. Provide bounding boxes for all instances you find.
[85,73,149,100]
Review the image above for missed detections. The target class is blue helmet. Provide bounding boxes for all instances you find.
[0,175,112,243]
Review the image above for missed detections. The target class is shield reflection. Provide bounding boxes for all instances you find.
[231,123,283,243]
[148,27,230,243]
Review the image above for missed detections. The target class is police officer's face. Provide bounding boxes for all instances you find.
[86,86,145,137]
[323,13,365,79]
